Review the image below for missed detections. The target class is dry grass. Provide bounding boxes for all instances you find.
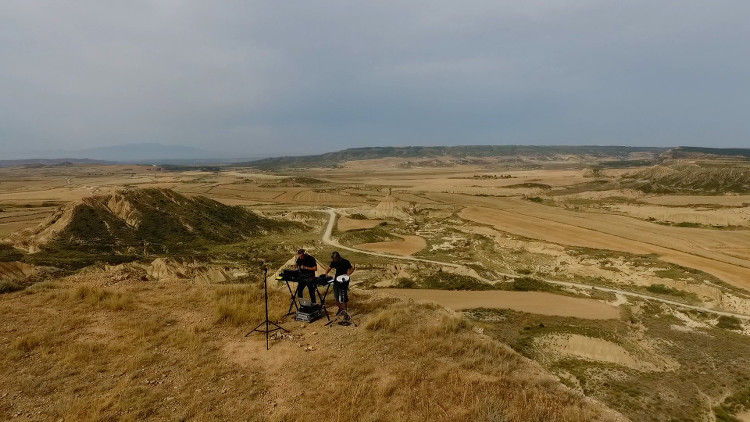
[214,283,287,326]
[66,285,135,310]
[0,273,621,422]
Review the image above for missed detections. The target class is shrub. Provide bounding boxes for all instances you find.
[510,277,560,292]
[0,244,25,262]
[421,273,494,290]
[0,280,24,294]
[717,316,743,331]
[646,284,673,294]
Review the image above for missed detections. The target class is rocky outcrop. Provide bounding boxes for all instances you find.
[0,261,37,283]
[147,258,247,283]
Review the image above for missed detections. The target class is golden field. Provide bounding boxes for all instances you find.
[2,154,750,421]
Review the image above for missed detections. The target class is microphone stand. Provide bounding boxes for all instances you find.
[246,266,289,350]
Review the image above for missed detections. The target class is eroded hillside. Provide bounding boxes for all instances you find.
[12,188,299,254]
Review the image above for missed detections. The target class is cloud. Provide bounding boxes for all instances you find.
[1,0,749,158]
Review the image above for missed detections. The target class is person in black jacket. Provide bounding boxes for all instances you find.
[295,249,318,304]
[325,251,354,316]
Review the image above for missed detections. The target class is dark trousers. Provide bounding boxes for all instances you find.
[296,277,316,303]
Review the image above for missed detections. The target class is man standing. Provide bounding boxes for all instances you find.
[295,249,318,304]
[325,251,354,317]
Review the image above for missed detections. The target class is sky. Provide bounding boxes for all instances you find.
[1,1,749,159]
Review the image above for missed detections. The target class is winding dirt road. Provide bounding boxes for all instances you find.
[321,209,750,319]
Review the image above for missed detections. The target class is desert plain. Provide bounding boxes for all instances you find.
[2,150,750,421]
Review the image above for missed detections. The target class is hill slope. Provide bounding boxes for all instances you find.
[623,163,750,194]
[0,272,626,421]
[661,146,750,160]
[13,188,297,254]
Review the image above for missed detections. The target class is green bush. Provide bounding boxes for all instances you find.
[395,278,415,288]
[0,244,25,262]
[510,277,560,292]
[646,284,674,294]
[717,316,743,331]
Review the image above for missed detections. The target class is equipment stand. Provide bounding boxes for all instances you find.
[246,267,289,350]
[325,310,358,327]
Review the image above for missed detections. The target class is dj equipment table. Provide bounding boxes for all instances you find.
[276,270,333,322]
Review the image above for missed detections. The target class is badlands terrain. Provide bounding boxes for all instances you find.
[2,146,750,421]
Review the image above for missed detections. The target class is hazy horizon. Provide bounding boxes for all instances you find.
[2,1,749,159]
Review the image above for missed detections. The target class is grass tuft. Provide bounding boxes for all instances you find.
[0,279,24,294]
[68,286,134,310]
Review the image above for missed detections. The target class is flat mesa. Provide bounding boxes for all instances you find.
[386,289,621,320]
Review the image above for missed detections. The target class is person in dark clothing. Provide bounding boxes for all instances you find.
[325,251,354,316]
[295,249,318,304]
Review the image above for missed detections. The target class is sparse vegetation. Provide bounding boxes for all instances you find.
[0,277,619,421]
[0,244,24,262]
[506,182,552,189]
[3,149,750,421]
[715,385,750,421]
[623,162,750,194]
[645,284,699,301]
[716,315,743,330]
[0,279,23,294]
[420,272,494,290]
[509,277,561,292]
[66,285,134,310]
[470,305,750,422]
[214,283,287,326]
[336,226,400,245]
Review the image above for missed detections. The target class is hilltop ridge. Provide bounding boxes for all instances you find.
[237,145,667,169]
[12,188,298,254]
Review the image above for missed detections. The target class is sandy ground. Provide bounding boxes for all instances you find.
[385,289,621,319]
[642,195,750,206]
[456,198,750,290]
[535,334,651,370]
[337,216,384,232]
[321,166,591,192]
[293,190,366,205]
[356,235,427,256]
[607,204,750,227]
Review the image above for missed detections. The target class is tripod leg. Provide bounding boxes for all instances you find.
[247,268,289,345]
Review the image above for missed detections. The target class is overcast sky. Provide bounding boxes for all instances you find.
[2,1,749,158]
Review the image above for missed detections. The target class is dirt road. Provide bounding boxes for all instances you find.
[386,289,621,319]
[321,208,750,319]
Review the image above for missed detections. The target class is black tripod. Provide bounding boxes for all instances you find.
[246,267,288,350]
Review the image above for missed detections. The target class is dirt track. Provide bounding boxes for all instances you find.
[322,208,750,319]
[337,216,384,232]
[356,235,427,256]
[386,289,621,319]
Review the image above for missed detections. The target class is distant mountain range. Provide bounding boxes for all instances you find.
[0,158,112,168]
[4,143,262,164]
[71,143,215,162]
[236,145,670,169]
[661,146,750,159]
